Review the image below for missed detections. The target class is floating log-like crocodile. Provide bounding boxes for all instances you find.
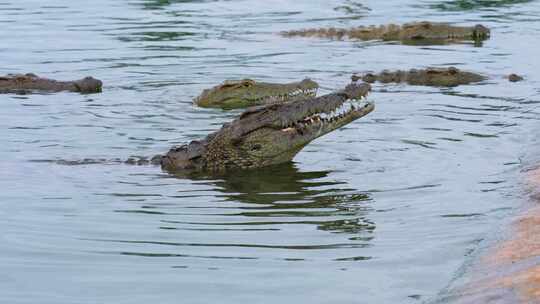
[282,21,490,44]
[353,67,486,87]
[0,73,102,94]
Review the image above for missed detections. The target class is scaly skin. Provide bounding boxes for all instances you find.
[194,78,318,109]
[356,67,486,87]
[282,21,490,43]
[0,73,102,94]
[162,83,374,172]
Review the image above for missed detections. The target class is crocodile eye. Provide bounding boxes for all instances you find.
[241,79,255,88]
[251,144,262,151]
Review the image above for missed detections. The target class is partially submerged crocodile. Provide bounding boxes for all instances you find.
[162,83,373,171]
[282,21,490,44]
[0,73,102,94]
[40,83,372,171]
[354,67,486,87]
[194,78,318,109]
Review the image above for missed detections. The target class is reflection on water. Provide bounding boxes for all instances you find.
[81,163,374,263]
[192,163,349,203]
[172,163,375,235]
[400,38,485,47]
[333,0,371,16]
[118,31,196,42]
[140,0,196,10]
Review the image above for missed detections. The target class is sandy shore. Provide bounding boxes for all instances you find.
[449,167,540,303]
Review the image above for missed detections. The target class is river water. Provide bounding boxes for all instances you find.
[1,0,540,303]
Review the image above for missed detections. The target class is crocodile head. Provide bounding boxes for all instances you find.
[72,76,103,93]
[399,22,490,41]
[471,24,491,39]
[162,83,373,172]
[194,78,319,109]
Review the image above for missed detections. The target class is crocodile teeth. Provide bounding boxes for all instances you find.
[280,95,369,132]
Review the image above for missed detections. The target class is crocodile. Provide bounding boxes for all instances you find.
[194,78,319,109]
[353,67,486,87]
[162,83,373,172]
[36,83,372,172]
[0,73,102,94]
[282,21,490,44]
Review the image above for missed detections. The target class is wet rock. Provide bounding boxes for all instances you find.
[508,73,524,82]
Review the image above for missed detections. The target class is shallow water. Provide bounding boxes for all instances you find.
[1,0,540,303]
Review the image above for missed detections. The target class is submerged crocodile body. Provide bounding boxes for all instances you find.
[162,83,373,172]
[0,73,102,94]
[282,21,490,44]
[194,78,318,109]
[354,67,486,87]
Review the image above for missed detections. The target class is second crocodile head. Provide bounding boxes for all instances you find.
[194,78,319,109]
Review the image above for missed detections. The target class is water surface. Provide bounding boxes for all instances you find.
[1,0,540,303]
